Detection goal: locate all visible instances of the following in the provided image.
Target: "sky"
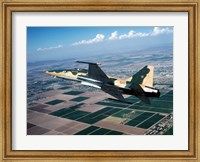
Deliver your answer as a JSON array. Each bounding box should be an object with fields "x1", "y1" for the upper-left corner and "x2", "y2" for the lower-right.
[{"x1": 27, "y1": 27, "x2": 173, "y2": 62}]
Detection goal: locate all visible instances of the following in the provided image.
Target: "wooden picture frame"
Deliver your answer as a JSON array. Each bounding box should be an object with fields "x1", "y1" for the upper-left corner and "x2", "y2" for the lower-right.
[{"x1": 0, "y1": 0, "x2": 199, "y2": 161}]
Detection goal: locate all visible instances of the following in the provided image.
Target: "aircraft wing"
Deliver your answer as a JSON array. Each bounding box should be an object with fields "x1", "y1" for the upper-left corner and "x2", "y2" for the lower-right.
[
  {"x1": 77, "y1": 61, "x2": 112, "y2": 83},
  {"x1": 101, "y1": 84, "x2": 125, "y2": 102}
]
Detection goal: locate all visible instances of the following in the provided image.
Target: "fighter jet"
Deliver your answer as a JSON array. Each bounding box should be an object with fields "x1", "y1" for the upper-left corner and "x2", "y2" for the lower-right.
[{"x1": 45, "y1": 61, "x2": 160, "y2": 104}]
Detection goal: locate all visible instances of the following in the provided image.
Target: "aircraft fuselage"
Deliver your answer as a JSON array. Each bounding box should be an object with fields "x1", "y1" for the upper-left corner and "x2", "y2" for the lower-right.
[{"x1": 46, "y1": 63, "x2": 160, "y2": 104}]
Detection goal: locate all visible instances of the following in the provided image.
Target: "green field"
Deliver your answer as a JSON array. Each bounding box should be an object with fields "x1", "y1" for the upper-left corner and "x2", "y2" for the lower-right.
[
  {"x1": 50, "y1": 108, "x2": 75, "y2": 117},
  {"x1": 128, "y1": 105, "x2": 172, "y2": 114},
  {"x1": 112, "y1": 109, "x2": 143, "y2": 119},
  {"x1": 90, "y1": 128, "x2": 111, "y2": 135},
  {"x1": 125, "y1": 96, "x2": 140, "y2": 103},
  {"x1": 45, "y1": 99, "x2": 64, "y2": 105},
  {"x1": 137, "y1": 114, "x2": 165, "y2": 129},
  {"x1": 74, "y1": 126, "x2": 124, "y2": 135},
  {"x1": 58, "y1": 86, "x2": 70, "y2": 90},
  {"x1": 77, "y1": 107, "x2": 121, "y2": 124},
  {"x1": 70, "y1": 96, "x2": 89, "y2": 102},
  {"x1": 75, "y1": 126, "x2": 100, "y2": 135},
  {"x1": 68, "y1": 103, "x2": 85, "y2": 109},
  {"x1": 63, "y1": 91, "x2": 84, "y2": 95},
  {"x1": 62, "y1": 110, "x2": 90, "y2": 120},
  {"x1": 125, "y1": 112, "x2": 154, "y2": 126},
  {"x1": 96, "y1": 101, "x2": 129, "y2": 108},
  {"x1": 106, "y1": 130, "x2": 124, "y2": 135},
  {"x1": 135, "y1": 100, "x2": 172, "y2": 108}
]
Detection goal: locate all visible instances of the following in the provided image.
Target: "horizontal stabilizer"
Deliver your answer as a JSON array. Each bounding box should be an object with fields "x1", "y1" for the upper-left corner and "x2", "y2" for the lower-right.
[
  {"x1": 101, "y1": 84, "x2": 125, "y2": 102},
  {"x1": 131, "y1": 84, "x2": 151, "y2": 104}
]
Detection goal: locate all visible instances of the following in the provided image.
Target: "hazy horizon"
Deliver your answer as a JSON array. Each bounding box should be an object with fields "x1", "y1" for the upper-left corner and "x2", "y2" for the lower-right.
[{"x1": 27, "y1": 27, "x2": 173, "y2": 62}]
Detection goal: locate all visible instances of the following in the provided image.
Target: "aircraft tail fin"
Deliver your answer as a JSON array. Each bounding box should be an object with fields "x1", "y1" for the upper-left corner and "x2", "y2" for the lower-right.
[{"x1": 129, "y1": 65, "x2": 154, "y2": 87}]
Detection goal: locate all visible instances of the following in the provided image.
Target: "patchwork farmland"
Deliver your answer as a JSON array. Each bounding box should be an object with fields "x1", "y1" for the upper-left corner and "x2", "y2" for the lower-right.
[{"x1": 27, "y1": 84, "x2": 173, "y2": 135}]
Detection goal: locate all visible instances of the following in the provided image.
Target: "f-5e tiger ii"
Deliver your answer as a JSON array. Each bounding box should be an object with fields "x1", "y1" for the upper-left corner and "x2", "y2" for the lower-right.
[{"x1": 45, "y1": 61, "x2": 160, "y2": 104}]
